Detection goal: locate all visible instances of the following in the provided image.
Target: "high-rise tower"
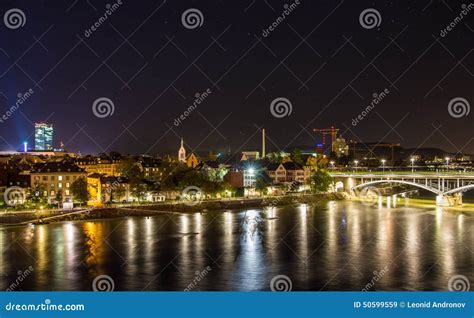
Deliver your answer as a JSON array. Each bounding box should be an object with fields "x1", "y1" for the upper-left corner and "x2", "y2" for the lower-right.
[{"x1": 35, "y1": 123, "x2": 53, "y2": 151}]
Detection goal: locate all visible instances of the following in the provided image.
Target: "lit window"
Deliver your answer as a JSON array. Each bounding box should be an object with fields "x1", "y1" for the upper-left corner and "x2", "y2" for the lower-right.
[
  {"x1": 58, "y1": 183, "x2": 62, "y2": 188},
  {"x1": 66, "y1": 183, "x2": 70, "y2": 188},
  {"x1": 58, "y1": 176, "x2": 63, "y2": 181},
  {"x1": 51, "y1": 191, "x2": 55, "y2": 196},
  {"x1": 65, "y1": 190, "x2": 70, "y2": 195}
]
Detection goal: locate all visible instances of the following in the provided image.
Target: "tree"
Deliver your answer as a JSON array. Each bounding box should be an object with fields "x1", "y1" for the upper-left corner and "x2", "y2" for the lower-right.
[
  {"x1": 291, "y1": 148, "x2": 304, "y2": 165},
  {"x1": 70, "y1": 177, "x2": 90, "y2": 204},
  {"x1": 55, "y1": 190, "x2": 63, "y2": 204},
  {"x1": 310, "y1": 169, "x2": 333, "y2": 193},
  {"x1": 255, "y1": 172, "x2": 272, "y2": 195},
  {"x1": 130, "y1": 182, "x2": 147, "y2": 202},
  {"x1": 111, "y1": 184, "x2": 126, "y2": 202},
  {"x1": 27, "y1": 183, "x2": 48, "y2": 207}
]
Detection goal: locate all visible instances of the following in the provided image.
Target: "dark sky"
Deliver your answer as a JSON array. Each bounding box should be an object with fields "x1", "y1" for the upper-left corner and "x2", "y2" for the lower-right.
[{"x1": 0, "y1": 0, "x2": 472, "y2": 156}]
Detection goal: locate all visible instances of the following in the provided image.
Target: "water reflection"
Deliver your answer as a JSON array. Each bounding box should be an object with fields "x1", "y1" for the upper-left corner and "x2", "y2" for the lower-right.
[{"x1": 0, "y1": 201, "x2": 472, "y2": 291}]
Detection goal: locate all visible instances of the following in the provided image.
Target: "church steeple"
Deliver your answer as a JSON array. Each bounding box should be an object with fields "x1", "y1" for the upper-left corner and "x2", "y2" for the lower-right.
[{"x1": 178, "y1": 138, "x2": 186, "y2": 163}]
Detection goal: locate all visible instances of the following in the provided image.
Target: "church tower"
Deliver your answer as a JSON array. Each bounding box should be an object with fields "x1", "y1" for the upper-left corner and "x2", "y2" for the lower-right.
[{"x1": 178, "y1": 138, "x2": 186, "y2": 163}]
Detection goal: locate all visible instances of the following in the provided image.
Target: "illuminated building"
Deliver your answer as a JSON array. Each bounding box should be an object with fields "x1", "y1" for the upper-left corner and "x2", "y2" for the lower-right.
[{"x1": 34, "y1": 123, "x2": 53, "y2": 151}]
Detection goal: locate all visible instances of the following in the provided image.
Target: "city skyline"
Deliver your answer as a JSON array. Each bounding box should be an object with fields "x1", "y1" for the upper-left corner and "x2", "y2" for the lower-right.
[{"x1": 0, "y1": 0, "x2": 472, "y2": 156}]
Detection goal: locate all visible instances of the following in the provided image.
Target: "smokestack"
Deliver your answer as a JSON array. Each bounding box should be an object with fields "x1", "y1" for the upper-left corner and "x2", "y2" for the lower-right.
[{"x1": 262, "y1": 128, "x2": 266, "y2": 158}]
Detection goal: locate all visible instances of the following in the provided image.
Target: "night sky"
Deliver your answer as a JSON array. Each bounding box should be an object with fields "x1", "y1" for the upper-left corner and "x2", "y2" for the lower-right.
[{"x1": 0, "y1": 0, "x2": 472, "y2": 155}]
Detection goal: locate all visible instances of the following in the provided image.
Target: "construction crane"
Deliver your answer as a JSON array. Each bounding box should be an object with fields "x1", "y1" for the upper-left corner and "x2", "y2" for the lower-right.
[
  {"x1": 313, "y1": 127, "x2": 339, "y2": 153},
  {"x1": 369, "y1": 143, "x2": 400, "y2": 166}
]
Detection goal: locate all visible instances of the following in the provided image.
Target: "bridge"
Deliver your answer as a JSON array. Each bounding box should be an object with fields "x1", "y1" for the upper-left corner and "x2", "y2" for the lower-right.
[{"x1": 330, "y1": 172, "x2": 474, "y2": 206}]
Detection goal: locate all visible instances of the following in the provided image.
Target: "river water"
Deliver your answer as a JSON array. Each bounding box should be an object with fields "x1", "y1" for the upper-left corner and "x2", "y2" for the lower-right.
[{"x1": 0, "y1": 201, "x2": 472, "y2": 291}]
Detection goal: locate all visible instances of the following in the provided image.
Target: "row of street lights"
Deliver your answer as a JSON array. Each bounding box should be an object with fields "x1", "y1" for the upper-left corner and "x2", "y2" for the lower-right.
[{"x1": 342, "y1": 156, "x2": 452, "y2": 173}]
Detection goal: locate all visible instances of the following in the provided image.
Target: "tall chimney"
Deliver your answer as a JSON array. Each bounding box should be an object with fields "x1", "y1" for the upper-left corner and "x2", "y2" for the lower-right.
[{"x1": 262, "y1": 128, "x2": 266, "y2": 158}]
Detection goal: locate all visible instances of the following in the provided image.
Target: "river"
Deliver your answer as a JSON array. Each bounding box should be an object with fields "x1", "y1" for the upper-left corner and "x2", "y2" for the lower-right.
[{"x1": 0, "y1": 200, "x2": 472, "y2": 291}]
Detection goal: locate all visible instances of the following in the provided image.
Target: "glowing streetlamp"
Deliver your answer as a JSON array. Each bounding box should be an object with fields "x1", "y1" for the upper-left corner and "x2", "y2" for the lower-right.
[
  {"x1": 354, "y1": 160, "x2": 359, "y2": 172},
  {"x1": 381, "y1": 159, "x2": 386, "y2": 173},
  {"x1": 330, "y1": 161, "x2": 335, "y2": 172},
  {"x1": 410, "y1": 157, "x2": 415, "y2": 173},
  {"x1": 445, "y1": 157, "x2": 450, "y2": 171}
]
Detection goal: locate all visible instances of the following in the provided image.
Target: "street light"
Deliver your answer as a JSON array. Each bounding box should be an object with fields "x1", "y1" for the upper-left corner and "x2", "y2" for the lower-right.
[
  {"x1": 381, "y1": 159, "x2": 386, "y2": 173},
  {"x1": 445, "y1": 157, "x2": 450, "y2": 171},
  {"x1": 410, "y1": 157, "x2": 415, "y2": 173},
  {"x1": 354, "y1": 160, "x2": 359, "y2": 172},
  {"x1": 330, "y1": 161, "x2": 335, "y2": 172}
]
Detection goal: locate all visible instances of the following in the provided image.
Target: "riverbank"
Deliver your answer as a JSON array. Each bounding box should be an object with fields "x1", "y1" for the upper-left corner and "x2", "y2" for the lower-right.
[{"x1": 0, "y1": 193, "x2": 344, "y2": 225}]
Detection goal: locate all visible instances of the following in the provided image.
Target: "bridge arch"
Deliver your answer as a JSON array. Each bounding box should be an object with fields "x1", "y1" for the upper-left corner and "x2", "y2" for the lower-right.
[
  {"x1": 352, "y1": 180, "x2": 443, "y2": 195},
  {"x1": 444, "y1": 184, "x2": 474, "y2": 195}
]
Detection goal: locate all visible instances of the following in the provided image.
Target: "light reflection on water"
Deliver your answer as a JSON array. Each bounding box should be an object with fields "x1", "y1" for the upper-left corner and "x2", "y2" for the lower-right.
[{"x1": 0, "y1": 201, "x2": 472, "y2": 291}]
